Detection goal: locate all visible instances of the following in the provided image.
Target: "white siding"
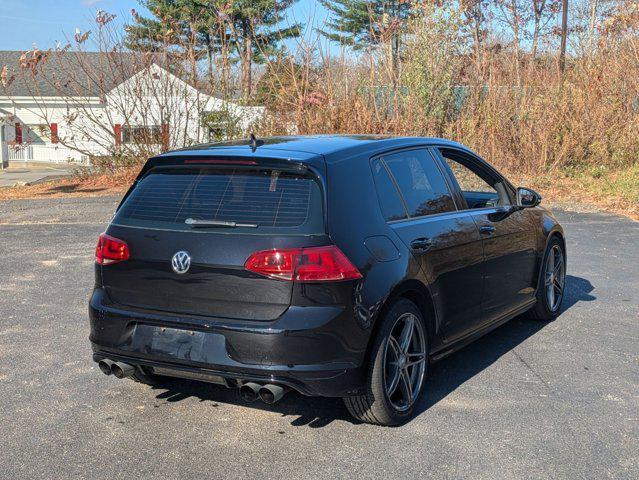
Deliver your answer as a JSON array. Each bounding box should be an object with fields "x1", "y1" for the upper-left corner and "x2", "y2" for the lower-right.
[{"x1": 0, "y1": 64, "x2": 265, "y2": 164}]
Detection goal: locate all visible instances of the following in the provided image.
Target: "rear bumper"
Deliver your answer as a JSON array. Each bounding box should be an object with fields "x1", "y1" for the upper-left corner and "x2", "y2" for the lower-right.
[{"x1": 88, "y1": 288, "x2": 367, "y2": 397}]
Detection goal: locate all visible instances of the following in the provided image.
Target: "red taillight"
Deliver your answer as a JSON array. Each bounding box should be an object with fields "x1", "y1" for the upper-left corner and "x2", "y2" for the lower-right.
[
  {"x1": 95, "y1": 233, "x2": 130, "y2": 265},
  {"x1": 244, "y1": 246, "x2": 362, "y2": 282}
]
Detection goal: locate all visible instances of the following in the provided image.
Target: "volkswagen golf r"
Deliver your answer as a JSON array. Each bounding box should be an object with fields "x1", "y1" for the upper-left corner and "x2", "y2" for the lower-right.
[{"x1": 89, "y1": 135, "x2": 566, "y2": 426}]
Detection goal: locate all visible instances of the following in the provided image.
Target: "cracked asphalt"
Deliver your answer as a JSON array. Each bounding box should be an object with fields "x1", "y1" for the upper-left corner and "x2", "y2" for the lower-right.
[{"x1": 0, "y1": 196, "x2": 637, "y2": 479}]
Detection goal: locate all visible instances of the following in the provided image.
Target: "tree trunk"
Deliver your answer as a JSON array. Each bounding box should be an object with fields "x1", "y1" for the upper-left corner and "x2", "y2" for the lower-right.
[
  {"x1": 242, "y1": 21, "x2": 253, "y2": 101},
  {"x1": 189, "y1": 47, "x2": 197, "y2": 86},
  {"x1": 221, "y1": 30, "x2": 230, "y2": 98},
  {"x1": 205, "y1": 32, "x2": 214, "y2": 89},
  {"x1": 473, "y1": 18, "x2": 482, "y2": 73},
  {"x1": 188, "y1": 21, "x2": 198, "y2": 86},
  {"x1": 511, "y1": 0, "x2": 521, "y2": 85},
  {"x1": 531, "y1": 0, "x2": 545, "y2": 59},
  {"x1": 391, "y1": 0, "x2": 401, "y2": 82},
  {"x1": 531, "y1": 15, "x2": 540, "y2": 58},
  {"x1": 213, "y1": 24, "x2": 231, "y2": 99},
  {"x1": 559, "y1": 0, "x2": 569, "y2": 74},
  {"x1": 392, "y1": 32, "x2": 400, "y2": 80},
  {"x1": 588, "y1": 0, "x2": 599, "y2": 57}
]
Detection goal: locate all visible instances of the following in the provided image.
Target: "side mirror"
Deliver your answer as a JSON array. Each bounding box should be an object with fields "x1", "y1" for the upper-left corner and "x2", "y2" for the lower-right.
[{"x1": 516, "y1": 187, "x2": 541, "y2": 208}]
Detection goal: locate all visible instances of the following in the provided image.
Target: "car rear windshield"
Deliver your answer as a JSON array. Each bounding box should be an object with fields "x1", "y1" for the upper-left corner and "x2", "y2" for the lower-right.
[{"x1": 112, "y1": 166, "x2": 324, "y2": 234}]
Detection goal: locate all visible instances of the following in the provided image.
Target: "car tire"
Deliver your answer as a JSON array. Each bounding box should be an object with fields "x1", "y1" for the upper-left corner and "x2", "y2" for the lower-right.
[
  {"x1": 343, "y1": 298, "x2": 429, "y2": 426},
  {"x1": 529, "y1": 237, "x2": 566, "y2": 321}
]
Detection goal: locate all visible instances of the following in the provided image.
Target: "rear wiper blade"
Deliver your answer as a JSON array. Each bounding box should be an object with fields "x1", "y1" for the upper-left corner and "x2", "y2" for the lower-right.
[{"x1": 185, "y1": 218, "x2": 257, "y2": 228}]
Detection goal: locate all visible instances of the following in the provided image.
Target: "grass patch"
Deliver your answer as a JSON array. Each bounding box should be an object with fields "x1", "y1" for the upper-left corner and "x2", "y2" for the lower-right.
[{"x1": 522, "y1": 165, "x2": 639, "y2": 220}]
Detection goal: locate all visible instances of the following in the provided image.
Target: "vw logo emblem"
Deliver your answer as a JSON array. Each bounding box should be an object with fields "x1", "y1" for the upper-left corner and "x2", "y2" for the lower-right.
[{"x1": 171, "y1": 250, "x2": 191, "y2": 274}]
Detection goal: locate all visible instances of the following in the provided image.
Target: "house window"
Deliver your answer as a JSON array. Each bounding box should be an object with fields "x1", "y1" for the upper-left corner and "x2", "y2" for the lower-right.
[{"x1": 122, "y1": 125, "x2": 162, "y2": 145}]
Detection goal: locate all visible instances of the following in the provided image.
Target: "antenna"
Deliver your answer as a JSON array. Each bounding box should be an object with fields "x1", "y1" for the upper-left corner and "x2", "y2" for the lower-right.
[{"x1": 250, "y1": 133, "x2": 258, "y2": 152}]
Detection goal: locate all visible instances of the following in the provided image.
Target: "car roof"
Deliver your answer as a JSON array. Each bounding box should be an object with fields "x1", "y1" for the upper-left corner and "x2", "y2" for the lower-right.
[{"x1": 161, "y1": 135, "x2": 473, "y2": 162}]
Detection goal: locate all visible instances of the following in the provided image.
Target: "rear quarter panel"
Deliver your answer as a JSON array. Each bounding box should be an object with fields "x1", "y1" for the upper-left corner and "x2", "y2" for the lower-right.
[{"x1": 324, "y1": 151, "x2": 424, "y2": 335}]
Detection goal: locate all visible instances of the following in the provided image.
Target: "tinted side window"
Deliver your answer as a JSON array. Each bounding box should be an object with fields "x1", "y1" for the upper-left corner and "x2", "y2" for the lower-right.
[
  {"x1": 438, "y1": 148, "x2": 511, "y2": 209},
  {"x1": 444, "y1": 157, "x2": 496, "y2": 193},
  {"x1": 371, "y1": 159, "x2": 407, "y2": 221},
  {"x1": 383, "y1": 149, "x2": 456, "y2": 217}
]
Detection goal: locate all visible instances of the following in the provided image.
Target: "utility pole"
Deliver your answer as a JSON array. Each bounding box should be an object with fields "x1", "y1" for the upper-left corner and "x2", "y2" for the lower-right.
[{"x1": 559, "y1": 0, "x2": 569, "y2": 74}]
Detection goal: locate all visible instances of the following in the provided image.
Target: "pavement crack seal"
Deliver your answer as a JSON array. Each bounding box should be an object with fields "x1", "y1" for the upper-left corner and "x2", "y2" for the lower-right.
[
  {"x1": 511, "y1": 348, "x2": 551, "y2": 389},
  {"x1": 509, "y1": 347, "x2": 608, "y2": 476}
]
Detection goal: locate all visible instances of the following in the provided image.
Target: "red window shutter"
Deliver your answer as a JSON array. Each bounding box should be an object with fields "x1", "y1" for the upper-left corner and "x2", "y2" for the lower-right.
[
  {"x1": 114, "y1": 124, "x2": 122, "y2": 146},
  {"x1": 50, "y1": 123, "x2": 59, "y2": 143},
  {"x1": 15, "y1": 123, "x2": 22, "y2": 144}
]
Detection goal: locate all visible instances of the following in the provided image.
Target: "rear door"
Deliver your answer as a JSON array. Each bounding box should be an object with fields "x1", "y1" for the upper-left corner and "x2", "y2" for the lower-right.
[
  {"x1": 101, "y1": 160, "x2": 328, "y2": 321},
  {"x1": 434, "y1": 147, "x2": 539, "y2": 323},
  {"x1": 371, "y1": 148, "x2": 485, "y2": 341}
]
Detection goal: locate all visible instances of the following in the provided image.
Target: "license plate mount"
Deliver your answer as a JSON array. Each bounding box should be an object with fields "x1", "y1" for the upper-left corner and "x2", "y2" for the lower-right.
[{"x1": 125, "y1": 324, "x2": 228, "y2": 365}]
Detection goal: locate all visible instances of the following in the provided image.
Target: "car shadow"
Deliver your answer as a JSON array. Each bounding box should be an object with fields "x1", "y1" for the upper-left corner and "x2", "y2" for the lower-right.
[
  {"x1": 149, "y1": 378, "x2": 352, "y2": 428},
  {"x1": 561, "y1": 274, "x2": 596, "y2": 311},
  {"x1": 415, "y1": 275, "x2": 595, "y2": 414},
  {"x1": 148, "y1": 275, "x2": 595, "y2": 428}
]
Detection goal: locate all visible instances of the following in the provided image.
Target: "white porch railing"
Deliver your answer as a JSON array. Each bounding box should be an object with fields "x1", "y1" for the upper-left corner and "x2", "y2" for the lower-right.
[{"x1": 7, "y1": 144, "x2": 90, "y2": 165}]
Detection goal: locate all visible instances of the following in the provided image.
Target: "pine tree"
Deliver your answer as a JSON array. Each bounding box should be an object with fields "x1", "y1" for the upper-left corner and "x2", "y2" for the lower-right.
[
  {"x1": 126, "y1": 0, "x2": 301, "y2": 99},
  {"x1": 318, "y1": 0, "x2": 413, "y2": 68},
  {"x1": 221, "y1": 0, "x2": 302, "y2": 100}
]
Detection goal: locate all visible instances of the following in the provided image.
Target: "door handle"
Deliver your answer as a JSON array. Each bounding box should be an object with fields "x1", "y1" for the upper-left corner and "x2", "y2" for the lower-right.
[
  {"x1": 410, "y1": 237, "x2": 433, "y2": 252},
  {"x1": 479, "y1": 225, "x2": 496, "y2": 235}
]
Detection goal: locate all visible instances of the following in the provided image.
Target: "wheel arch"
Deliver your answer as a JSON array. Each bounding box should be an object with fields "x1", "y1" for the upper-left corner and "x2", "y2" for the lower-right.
[
  {"x1": 535, "y1": 228, "x2": 566, "y2": 293},
  {"x1": 551, "y1": 230, "x2": 566, "y2": 259},
  {"x1": 364, "y1": 279, "x2": 439, "y2": 364}
]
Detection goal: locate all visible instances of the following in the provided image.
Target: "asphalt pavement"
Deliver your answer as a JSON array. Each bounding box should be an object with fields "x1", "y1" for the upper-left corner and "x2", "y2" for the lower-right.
[
  {"x1": 0, "y1": 164, "x2": 72, "y2": 188},
  {"x1": 0, "y1": 196, "x2": 637, "y2": 479}
]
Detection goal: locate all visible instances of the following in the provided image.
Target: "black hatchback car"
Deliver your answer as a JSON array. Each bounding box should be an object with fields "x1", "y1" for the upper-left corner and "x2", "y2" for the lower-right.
[{"x1": 90, "y1": 135, "x2": 566, "y2": 426}]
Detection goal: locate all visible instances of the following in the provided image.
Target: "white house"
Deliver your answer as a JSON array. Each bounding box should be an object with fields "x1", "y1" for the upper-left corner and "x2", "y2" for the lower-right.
[{"x1": 0, "y1": 50, "x2": 265, "y2": 168}]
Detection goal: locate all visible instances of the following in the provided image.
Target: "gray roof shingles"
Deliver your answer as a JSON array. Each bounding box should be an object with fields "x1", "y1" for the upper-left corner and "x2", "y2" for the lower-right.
[{"x1": 0, "y1": 50, "x2": 145, "y2": 97}]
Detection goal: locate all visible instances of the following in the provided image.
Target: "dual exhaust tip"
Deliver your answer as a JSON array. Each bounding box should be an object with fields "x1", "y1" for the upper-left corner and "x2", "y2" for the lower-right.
[
  {"x1": 240, "y1": 382, "x2": 288, "y2": 405},
  {"x1": 98, "y1": 359, "x2": 135, "y2": 379},
  {"x1": 98, "y1": 359, "x2": 288, "y2": 405}
]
